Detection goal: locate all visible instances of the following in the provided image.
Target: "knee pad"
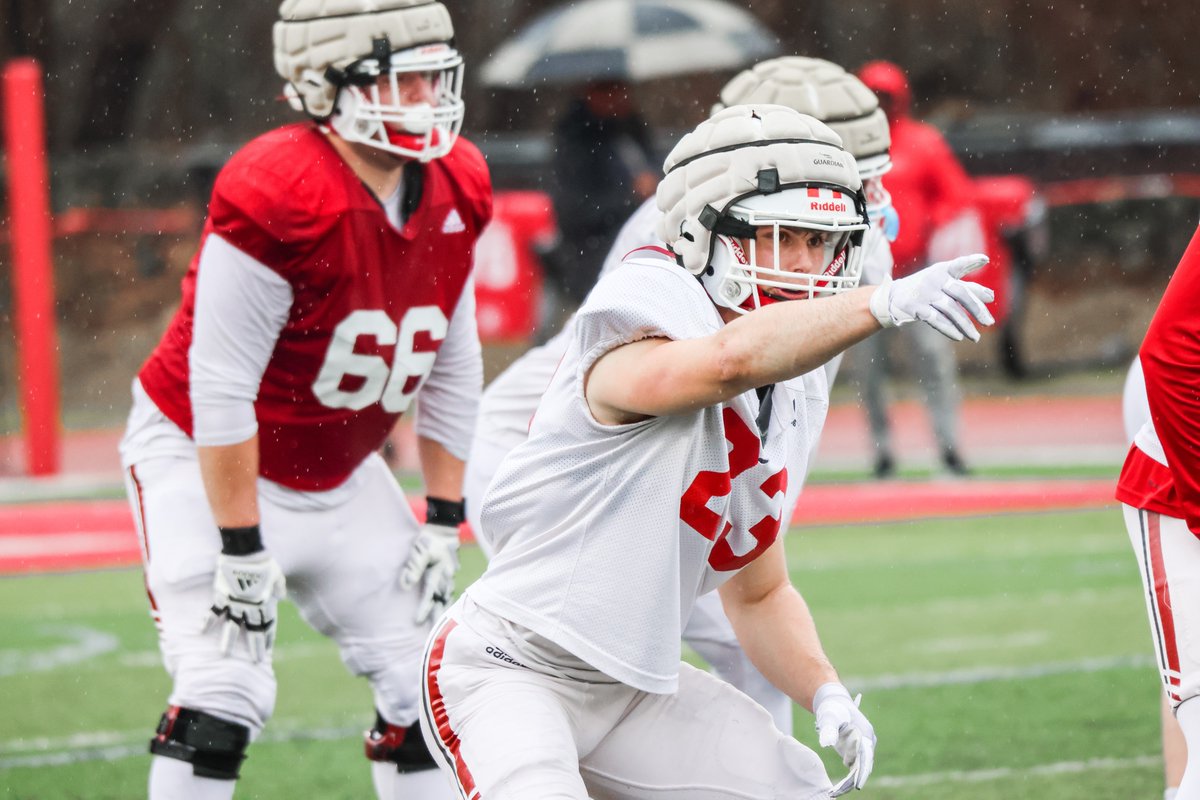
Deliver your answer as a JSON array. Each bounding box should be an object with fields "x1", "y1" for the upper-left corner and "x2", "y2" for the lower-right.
[
  {"x1": 150, "y1": 706, "x2": 251, "y2": 780},
  {"x1": 364, "y1": 711, "x2": 437, "y2": 773}
]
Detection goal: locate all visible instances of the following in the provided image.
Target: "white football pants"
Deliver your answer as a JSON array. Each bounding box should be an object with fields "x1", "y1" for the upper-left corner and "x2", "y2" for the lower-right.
[
  {"x1": 420, "y1": 597, "x2": 831, "y2": 800},
  {"x1": 125, "y1": 451, "x2": 432, "y2": 735},
  {"x1": 1124, "y1": 505, "x2": 1200, "y2": 710}
]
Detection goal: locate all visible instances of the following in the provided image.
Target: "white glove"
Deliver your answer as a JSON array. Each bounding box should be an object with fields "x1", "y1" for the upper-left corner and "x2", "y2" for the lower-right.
[
  {"x1": 399, "y1": 522, "x2": 460, "y2": 624},
  {"x1": 868, "y1": 253, "x2": 995, "y2": 342},
  {"x1": 203, "y1": 551, "x2": 286, "y2": 662},
  {"x1": 814, "y1": 682, "x2": 876, "y2": 796}
]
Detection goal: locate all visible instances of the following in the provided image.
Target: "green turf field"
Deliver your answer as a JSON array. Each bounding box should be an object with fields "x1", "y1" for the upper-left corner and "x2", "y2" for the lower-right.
[{"x1": 0, "y1": 507, "x2": 1165, "y2": 799}]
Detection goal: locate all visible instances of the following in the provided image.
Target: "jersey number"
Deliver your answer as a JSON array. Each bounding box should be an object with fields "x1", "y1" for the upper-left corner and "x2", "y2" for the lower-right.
[
  {"x1": 312, "y1": 306, "x2": 449, "y2": 413},
  {"x1": 679, "y1": 408, "x2": 788, "y2": 572}
]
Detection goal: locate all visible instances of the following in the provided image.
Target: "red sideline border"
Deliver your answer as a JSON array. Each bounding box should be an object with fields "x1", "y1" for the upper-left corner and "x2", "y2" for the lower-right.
[{"x1": 0, "y1": 479, "x2": 1116, "y2": 575}]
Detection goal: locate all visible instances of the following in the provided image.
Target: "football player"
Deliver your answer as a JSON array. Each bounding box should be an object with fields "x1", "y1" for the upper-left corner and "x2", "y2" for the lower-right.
[
  {"x1": 1117, "y1": 225, "x2": 1200, "y2": 800},
  {"x1": 462, "y1": 57, "x2": 899, "y2": 736},
  {"x1": 422, "y1": 105, "x2": 993, "y2": 798},
  {"x1": 118, "y1": 1, "x2": 490, "y2": 798}
]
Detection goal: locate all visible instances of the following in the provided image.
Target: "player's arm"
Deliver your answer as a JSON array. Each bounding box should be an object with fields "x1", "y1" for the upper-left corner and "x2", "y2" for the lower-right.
[
  {"x1": 401, "y1": 278, "x2": 481, "y2": 623},
  {"x1": 190, "y1": 233, "x2": 291, "y2": 661},
  {"x1": 587, "y1": 287, "x2": 879, "y2": 425},
  {"x1": 587, "y1": 255, "x2": 993, "y2": 426},
  {"x1": 720, "y1": 541, "x2": 876, "y2": 792},
  {"x1": 719, "y1": 540, "x2": 837, "y2": 709},
  {"x1": 417, "y1": 436, "x2": 465, "y2": 502},
  {"x1": 197, "y1": 438, "x2": 260, "y2": 527}
]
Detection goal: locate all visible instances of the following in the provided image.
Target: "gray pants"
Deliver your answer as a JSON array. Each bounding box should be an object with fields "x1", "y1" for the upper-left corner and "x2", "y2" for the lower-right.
[{"x1": 857, "y1": 322, "x2": 961, "y2": 458}]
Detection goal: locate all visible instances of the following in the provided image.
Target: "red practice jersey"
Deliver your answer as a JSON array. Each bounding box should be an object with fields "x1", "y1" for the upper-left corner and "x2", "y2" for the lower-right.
[
  {"x1": 1117, "y1": 224, "x2": 1200, "y2": 536},
  {"x1": 139, "y1": 123, "x2": 493, "y2": 490}
]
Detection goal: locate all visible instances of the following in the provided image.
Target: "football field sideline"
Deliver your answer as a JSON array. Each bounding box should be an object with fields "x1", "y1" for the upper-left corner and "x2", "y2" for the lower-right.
[
  {"x1": 0, "y1": 510, "x2": 1158, "y2": 798},
  {"x1": 0, "y1": 477, "x2": 1116, "y2": 574}
]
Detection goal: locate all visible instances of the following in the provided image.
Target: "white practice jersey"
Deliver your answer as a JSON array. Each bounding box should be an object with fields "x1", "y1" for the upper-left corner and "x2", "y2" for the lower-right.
[
  {"x1": 473, "y1": 198, "x2": 664, "y2": 451},
  {"x1": 467, "y1": 249, "x2": 830, "y2": 694}
]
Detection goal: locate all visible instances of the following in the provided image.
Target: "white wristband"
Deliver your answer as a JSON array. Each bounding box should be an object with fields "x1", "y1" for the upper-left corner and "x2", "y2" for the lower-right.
[
  {"x1": 813, "y1": 681, "x2": 853, "y2": 708},
  {"x1": 868, "y1": 277, "x2": 896, "y2": 328}
]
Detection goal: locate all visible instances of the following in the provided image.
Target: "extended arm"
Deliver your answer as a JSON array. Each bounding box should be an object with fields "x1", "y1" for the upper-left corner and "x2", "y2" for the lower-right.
[
  {"x1": 587, "y1": 286, "x2": 879, "y2": 425},
  {"x1": 587, "y1": 255, "x2": 993, "y2": 425}
]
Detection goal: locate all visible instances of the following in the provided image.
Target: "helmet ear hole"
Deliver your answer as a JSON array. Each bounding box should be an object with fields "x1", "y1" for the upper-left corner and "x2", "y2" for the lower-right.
[
  {"x1": 283, "y1": 83, "x2": 306, "y2": 113},
  {"x1": 330, "y1": 86, "x2": 369, "y2": 140}
]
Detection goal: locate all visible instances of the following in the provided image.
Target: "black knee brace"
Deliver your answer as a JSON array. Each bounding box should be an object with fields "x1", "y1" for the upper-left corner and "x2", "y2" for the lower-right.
[
  {"x1": 149, "y1": 706, "x2": 251, "y2": 780},
  {"x1": 364, "y1": 711, "x2": 437, "y2": 773}
]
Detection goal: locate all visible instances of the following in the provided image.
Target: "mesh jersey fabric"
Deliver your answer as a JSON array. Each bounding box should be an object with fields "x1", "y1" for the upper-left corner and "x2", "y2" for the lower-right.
[{"x1": 468, "y1": 253, "x2": 829, "y2": 693}]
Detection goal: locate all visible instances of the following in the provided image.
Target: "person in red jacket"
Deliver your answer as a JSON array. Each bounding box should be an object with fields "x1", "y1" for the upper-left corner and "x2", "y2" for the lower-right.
[
  {"x1": 855, "y1": 60, "x2": 985, "y2": 477},
  {"x1": 1118, "y1": 224, "x2": 1200, "y2": 800}
]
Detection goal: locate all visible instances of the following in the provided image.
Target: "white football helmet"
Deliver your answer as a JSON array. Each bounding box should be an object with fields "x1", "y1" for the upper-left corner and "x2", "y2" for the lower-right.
[
  {"x1": 716, "y1": 57, "x2": 894, "y2": 225},
  {"x1": 273, "y1": 0, "x2": 464, "y2": 161},
  {"x1": 656, "y1": 104, "x2": 870, "y2": 313}
]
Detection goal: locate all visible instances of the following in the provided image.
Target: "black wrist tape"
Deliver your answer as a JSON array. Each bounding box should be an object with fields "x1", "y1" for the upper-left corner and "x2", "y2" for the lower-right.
[
  {"x1": 218, "y1": 524, "x2": 265, "y2": 556},
  {"x1": 425, "y1": 497, "x2": 465, "y2": 527}
]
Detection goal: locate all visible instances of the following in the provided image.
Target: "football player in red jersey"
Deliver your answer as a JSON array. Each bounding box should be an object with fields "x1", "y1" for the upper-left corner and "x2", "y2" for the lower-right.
[
  {"x1": 118, "y1": 1, "x2": 491, "y2": 797},
  {"x1": 1118, "y1": 224, "x2": 1200, "y2": 799}
]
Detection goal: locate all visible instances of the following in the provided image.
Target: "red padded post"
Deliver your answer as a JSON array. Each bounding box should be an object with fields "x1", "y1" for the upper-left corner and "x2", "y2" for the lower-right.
[{"x1": 3, "y1": 58, "x2": 60, "y2": 476}]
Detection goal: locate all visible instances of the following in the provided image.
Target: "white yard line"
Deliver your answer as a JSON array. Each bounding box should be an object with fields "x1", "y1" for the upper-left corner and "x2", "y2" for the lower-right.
[
  {"x1": 843, "y1": 653, "x2": 1154, "y2": 692},
  {"x1": 1, "y1": 729, "x2": 1161, "y2": 786},
  {"x1": 871, "y1": 754, "x2": 1162, "y2": 788},
  {"x1": 0, "y1": 723, "x2": 363, "y2": 769},
  {"x1": 0, "y1": 626, "x2": 118, "y2": 677},
  {"x1": 1, "y1": 653, "x2": 1158, "y2": 773}
]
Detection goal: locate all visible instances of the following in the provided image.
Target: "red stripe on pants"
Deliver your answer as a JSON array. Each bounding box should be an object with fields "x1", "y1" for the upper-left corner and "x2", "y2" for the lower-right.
[
  {"x1": 426, "y1": 618, "x2": 481, "y2": 799},
  {"x1": 126, "y1": 465, "x2": 160, "y2": 615},
  {"x1": 1148, "y1": 512, "x2": 1182, "y2": 699}
]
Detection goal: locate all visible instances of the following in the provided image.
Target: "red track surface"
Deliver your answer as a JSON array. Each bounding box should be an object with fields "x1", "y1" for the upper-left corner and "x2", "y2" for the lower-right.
[
  {"x1": 0, "y1": 392, "x2": 1125, "y2": 575},
  {"x1": 0, "y1": 479, "x2": 1117, "y2": 575}
]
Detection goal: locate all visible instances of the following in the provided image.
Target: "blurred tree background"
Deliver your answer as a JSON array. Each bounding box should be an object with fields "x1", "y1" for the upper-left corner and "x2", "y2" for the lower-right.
[
  {"x1": 4, "y1": 0, "x2": 1197, "y2": 152},
  {"x1": 1, "y1": 0, "x2": 1198, "y2": 428}
]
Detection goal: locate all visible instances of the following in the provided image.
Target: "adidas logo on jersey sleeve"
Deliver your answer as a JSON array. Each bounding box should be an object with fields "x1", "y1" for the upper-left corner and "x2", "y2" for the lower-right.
[{"x1": 441, "y1": 208, "x2": 466, "y2": 234}]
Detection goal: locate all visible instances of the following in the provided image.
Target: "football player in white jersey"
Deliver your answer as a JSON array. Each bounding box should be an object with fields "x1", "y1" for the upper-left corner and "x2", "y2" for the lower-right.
[
  {"x1": 422, "y1": 105, "x2": 993, "y2": 799},
  {"x1": 462, "y1": 57, "x2": 899, "y2": 736}
]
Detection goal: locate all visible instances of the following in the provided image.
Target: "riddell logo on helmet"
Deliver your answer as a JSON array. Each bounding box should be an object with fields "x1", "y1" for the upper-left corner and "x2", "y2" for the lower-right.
[{"x1": 810, "y1": 201, "x2": 849, "y2": 212}]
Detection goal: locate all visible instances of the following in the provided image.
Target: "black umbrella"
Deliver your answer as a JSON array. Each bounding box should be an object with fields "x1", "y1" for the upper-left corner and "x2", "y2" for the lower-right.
[{"x1": 481, "y1": 0, "x2": 780, "y2": 88}]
